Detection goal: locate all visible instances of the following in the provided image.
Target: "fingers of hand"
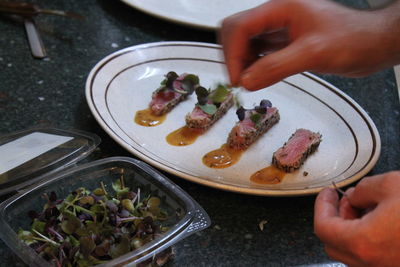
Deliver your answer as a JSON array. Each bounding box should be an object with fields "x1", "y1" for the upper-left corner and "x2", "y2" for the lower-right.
[
  {"x1": 239, "y1": 40, "x2": 310, "y2": 90},
  {"x1": 219, "y1": 0, "x2": 291, "y2": 87},
  {"x1": 314, "y1": 188, "x2": 355, "y2": 247},
  {"x1": 347, "y1": 171, "x2": 400, "y2": 209},
  {"x1": 339, "y1": 188, "x2": 361, "y2": 219}
]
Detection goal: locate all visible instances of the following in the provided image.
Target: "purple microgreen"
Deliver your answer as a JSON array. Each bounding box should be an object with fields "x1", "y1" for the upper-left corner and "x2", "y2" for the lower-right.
[
  {"x1": 106, "y1": 200, "x2": 118, "y2": 213},
  {"x1": 236, "y1": 106, "x2": 246, "y2": 121},
  {"x1": 165, "y1": 71, "x2": 178, "y2": 87},
  {"x1": 47, "y1": 227, "x2": 64, "y2": 242},
  {"x1": 18, "y1": 177, "x2": 169, "y2": 266},
  {"x1": 125, "y1": 191, "x2": 137, "y2": 200},
  {"x1": 254, "y1": 105, "x2": 267, "y2": 114},
  {"x1": 174, "y1": 74, "x2": 199, "y2": 95},
  {"x1": 195, "y1": 86, "x2": 209, "y2": 105},
  {"x1": 119, "y1": 209, "x2": 130, "y2": 218},
  {"x1": 260, "y1": 99, "x2": 272, "y2": 108}
]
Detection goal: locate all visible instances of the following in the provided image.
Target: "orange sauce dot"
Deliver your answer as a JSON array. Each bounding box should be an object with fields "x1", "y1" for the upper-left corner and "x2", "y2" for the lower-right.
[
  {"x1": 166, "y1": 126, "x2": 203, "y2": 146},
  {"x1": 250, "y1": 165, "x2": 286, "y2": 184},
  {"x1": 203, "y1": 143, "x2": 244, "y2": 169},
  {"x1": 134, "y1": 108, "x2": 166, "y2": 127}
]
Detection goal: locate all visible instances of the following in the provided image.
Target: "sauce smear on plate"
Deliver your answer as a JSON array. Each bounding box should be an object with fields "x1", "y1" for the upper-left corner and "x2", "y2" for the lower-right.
[
  {"x1": 250, "y1": 165, "x2": 286, "y2": 184},
  {"x1": 166, "y1": 126, "x2": 203, "y2": 146},
  {"x1": 203, "y1": 144, "x2": 244, "y2": 168},
  {"x1": 135, "y1": 108, "x2": 166, "y2": 127}
]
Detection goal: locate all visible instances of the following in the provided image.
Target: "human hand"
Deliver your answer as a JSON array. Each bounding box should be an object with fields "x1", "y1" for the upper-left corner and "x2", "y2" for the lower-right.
[
  {"x1": 314, "y1": 171, "x2": 400, "y2": 267},
  {"x1": 220, "y1": 0, "x2": 400, "y2": 90}
]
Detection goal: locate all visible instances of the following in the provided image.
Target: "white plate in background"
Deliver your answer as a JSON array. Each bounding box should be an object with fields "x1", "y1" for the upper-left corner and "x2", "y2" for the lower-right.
[
  {"x1": 86, "y1": 41, "x2": 380, "y2": 196},
  {"x1": 120, "y1": 0, "x2": 265, "y2": 30}
]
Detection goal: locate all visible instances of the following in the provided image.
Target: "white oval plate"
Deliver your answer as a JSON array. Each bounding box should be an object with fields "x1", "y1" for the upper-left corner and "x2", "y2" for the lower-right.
[
  {"x1": 86, "y1": 41, "x2": 381, "y2": 196},
  {"x1": 120, "y1": 0, "x2": 265, "y2": 30}
]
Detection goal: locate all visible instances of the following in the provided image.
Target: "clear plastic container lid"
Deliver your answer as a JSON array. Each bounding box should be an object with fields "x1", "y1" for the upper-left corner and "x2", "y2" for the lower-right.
[{"x1": 0, "y1": 128, "x2": 101, "y2": 196}]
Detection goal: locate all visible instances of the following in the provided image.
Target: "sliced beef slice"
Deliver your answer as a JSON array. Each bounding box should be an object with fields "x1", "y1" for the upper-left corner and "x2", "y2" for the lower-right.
[{"x1": 272, "y1": 128, "x2": 322, "y2": 172}]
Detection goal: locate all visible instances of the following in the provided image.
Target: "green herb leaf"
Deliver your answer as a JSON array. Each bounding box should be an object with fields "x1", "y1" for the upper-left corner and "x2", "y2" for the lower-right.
[
  {"x1": 32, "y1": 219, "x2": 46, "y2": 234},
  {"x1": 199, "y1": 103, "x2": 217, "y2": 115},
  {"x1": 67, "y1": 235, "x2": 80, "y2": 247},
  {"x1": 61, "y1": 212, "x2": 82, "y2": 235},
  {"x1": 180, "y1": 74, "x2": 199, "y2": 95},
  {"x1": 80, "y1": 235, "x2": 96, "y2": 258},
  {"x1": 90, "y1": 204, "x2": 104, "y2": 214},
  {"x1": 94, "y1": 239, "x2": 111, "y2": 257},
  {"x1": 109, "y1": 236, "x2": 130, "y2": 259},
  {"x1": 112, "y1": 180, "x2": 130, "y2": 194},
  {"x1": 210, "y1": 84, "x2": 230, "y2": 103},
  {"x1": 182, "y1": 74, "x2": 199, "y2": 86},
  {"x1": 250, "y1": 113, "x2": 262, "y2": 124}
]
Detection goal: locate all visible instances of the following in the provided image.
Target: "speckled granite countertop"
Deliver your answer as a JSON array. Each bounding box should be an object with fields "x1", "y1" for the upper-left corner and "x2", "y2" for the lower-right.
[{"x1": 0, "y1": 0, "x2": 399, "y2": 266}]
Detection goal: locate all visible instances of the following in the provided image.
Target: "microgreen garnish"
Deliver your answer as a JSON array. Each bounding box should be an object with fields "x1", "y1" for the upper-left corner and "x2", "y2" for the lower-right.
[
  {"x1": 209, "y1": 84, "x2": 230, "y2": 104},
  {"x1": 196, "y1": 84, "x2": 231, "y2": 115},
  {"x1": 199, "y1": 104, "x2": 218, "y2": 115},
  {"x1": 236, "y1": 99, "x2": 272, "y2": 122},
  {"x1": 173, "y1": 73, "x2": 200, "y2": 95},
  {"x1": 236, "y1": 106, "x2": 245, "y2": 121},
  {"x1": 18, "y1": 177, "x2": 170, "y2": 266},
  {"x1": 195, "y1": 86, "x2": 209, "y2": 105},
  {"x1": 250, "y1": 113, "x2": 262, "y2": 124}
]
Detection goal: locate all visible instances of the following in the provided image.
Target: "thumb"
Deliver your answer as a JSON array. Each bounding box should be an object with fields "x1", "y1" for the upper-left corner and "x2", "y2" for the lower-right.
[
  {"x1": 239, "y1": 39, "x2": 312, "y2": 90},
  {"x1": 346, "y1": 173, "x2": 400, "y2": 210}
]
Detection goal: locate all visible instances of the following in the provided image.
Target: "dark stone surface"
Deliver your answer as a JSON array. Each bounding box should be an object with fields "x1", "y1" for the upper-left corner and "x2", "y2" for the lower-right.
[{"x1": 0, "y1": 0, "x2": 399, "y2": 266}]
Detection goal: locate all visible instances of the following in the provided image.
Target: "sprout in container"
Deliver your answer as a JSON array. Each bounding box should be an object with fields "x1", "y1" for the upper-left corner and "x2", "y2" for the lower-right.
[{"x1": 17, "y1": 176, "x2": 173, "y2": 267}]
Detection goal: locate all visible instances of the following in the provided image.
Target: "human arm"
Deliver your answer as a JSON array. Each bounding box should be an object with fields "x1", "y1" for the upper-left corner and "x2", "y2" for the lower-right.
[
  {"x1": 314, "y1": 171, "x2": 400, "y2": 267},
  {"x1": 220, "y1": 0, "x2": 400, "y2": 90}
]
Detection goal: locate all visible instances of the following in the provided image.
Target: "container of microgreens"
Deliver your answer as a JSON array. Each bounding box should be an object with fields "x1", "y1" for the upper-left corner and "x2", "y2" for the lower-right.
[{"x1": 0, "y1": 128, "x2": 211, "y2": 266}]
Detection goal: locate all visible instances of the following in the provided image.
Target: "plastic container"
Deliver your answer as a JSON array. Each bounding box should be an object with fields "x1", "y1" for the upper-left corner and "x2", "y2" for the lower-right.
[{"x1": 0, "y1": 128, "x2": 211, "y2": 266}]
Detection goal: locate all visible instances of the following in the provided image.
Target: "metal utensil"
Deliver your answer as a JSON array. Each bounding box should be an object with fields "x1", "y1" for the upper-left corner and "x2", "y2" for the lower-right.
[
  {"x1": 0, "y1": 1, "x2": 83, "y2": 19},
  {"x1": 23, "y1": 17, "x2": 46, "y2": 59}
]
